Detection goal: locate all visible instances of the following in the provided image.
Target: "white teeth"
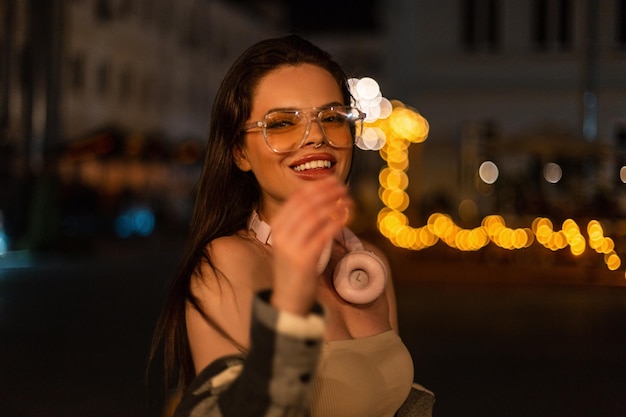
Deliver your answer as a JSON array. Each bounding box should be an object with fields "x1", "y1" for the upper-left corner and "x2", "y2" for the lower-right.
[{"x1": 293, "y1": 160, "x2": 332, "y2": 172}]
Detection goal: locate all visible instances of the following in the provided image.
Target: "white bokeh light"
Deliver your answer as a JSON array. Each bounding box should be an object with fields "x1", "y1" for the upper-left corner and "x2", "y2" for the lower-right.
[
  {"x1": 348, "y1": 77, "x2": 393, "y2": 151},
  {"x1": 348, "y1": 78, "x2": 359, "y2": 95},
  {"x1": 357, "y1": 127, "x2": 386, "y2": 150},
  {"x1": 478, "y1": 161, "x2": 499, "y2": 184},
  {"x1": 362, "y1": 102, "x2": 381, "y2": 122},
  {"x1": 544, "y1": 162, "x2": 562, "y2": 184},
  {"x1": 378, "y1": 98, "x2": 393, "y2": 119},
  {"x1": 355, "y1": 77, "x2": 380, "y2": 100}
]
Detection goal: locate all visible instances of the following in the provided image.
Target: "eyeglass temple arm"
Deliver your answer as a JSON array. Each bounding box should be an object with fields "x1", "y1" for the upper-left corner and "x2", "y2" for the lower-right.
[{"x1": 243, "y1": 121, "x2": 264, "y2": 131}]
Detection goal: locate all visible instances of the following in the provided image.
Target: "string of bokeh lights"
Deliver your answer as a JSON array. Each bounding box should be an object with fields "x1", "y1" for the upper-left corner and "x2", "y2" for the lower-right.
[{"x1": 349, "y1": 77, "x2": 625, "y2": 278}]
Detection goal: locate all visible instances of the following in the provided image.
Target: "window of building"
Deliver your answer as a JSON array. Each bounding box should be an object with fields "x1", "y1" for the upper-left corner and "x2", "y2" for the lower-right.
[
  {"x1": 160, "y1": 79, "x2": 172, "y2": 111},
  {"x1": 70, "y1": 54, "x2": 85, "y2": 93},
  {"x1": 181, "y1": 9, "x2": 204, "y2": 50},
  {"x1": 157, "y1": 1, "x2": 174, "y2": 34},
  {"x1": 616, "y1": 0, "x2": 626, "y2": 49},
  {"x1": 614, "y1": 123, "x2": 626, "y2": 185},
  {"x1": 118, "y1": 0, "x2": 134, "y2": 18},
  {"x1": 140, "y1": 74, "x2": 153, "y2": 106},
  {"x1": 532, "y1": 0, "x2": 573, "y2": 51},
  {"x1": 461, "y1": 0, "x2": 501, "y2": 52},
  {"x1": 96, "y1": 61, "x2": 111, "y2": 97},
  {"x1": 140, "y1": 0, "x2": 153, "y2": 26},
  {"x1": 119, "y1": 66, "x2": 133, "y2": 102},
  {"x1": 95, "y1": 0, "x2": 113, "y2": 22}
]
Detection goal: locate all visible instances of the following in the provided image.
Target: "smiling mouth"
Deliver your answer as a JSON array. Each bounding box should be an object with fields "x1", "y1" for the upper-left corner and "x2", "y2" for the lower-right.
[{"x1": 292, "y1": 159, "x2": 333, "y2": 172}]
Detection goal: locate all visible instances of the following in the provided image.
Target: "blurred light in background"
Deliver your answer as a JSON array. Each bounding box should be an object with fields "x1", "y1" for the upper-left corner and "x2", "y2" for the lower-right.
[
  {"x1": 620, "y1": 166, "x2": 626, "y2": 183},
  {"x1": 351, "y1": 76, "x2": 626, "y2": 279},
  {"x1": 0, "y1": 211, "x2": 8, "y2": 256},
  {"x1": 115, "y1": 207, "x2": 155, "y2": 239},
  {"x1": 478, "y1": 160, "x2": 499, "y2": 184},
  {"x1": 349, "y1": 77, "x2": 393, "y2": 151},
  {"x1": 543, "y1": 162, "x2": 563, "y2": 183},
  {"x1": 458, "y1": 199, "x2": 479, "y2": 222}
]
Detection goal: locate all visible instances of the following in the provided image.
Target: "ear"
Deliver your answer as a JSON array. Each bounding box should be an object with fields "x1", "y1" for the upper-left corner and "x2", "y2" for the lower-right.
[{"x1": 233, "y1": 144, "x2": 252, "y2": 172}]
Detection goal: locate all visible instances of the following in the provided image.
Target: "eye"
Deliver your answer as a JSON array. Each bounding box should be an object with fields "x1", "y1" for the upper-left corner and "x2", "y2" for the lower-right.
[
  {"x1": 320, "y1": 110, "x2": 348, "y2": 125},
  {"x1": 265, "y1": 112, "x2": 301, "y2": 131}
]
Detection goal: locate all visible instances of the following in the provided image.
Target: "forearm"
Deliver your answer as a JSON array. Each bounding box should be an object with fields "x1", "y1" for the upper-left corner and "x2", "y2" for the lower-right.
[{"x1": 174, "y1": 290, "x2": 325, "y2": 417}]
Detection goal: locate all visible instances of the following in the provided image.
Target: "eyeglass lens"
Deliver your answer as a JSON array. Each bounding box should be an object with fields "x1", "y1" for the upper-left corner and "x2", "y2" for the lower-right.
[{"x1": 264, "y1": 108, "x2": 362, "y2": 152}]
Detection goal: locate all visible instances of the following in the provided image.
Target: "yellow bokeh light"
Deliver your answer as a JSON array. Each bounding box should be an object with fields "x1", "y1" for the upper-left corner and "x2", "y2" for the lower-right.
[
  {"x1": 524, "y1": 228, "x2": 535, "y2": 247},
  {"x1": 599, "y1": 237, "x2": 615, "y2": 254},
  {"x1": 387, "y1": 170, "x2": 409, "y2": 190},
  {"x1": 605, "y1": 252, "x2": 621, "y2": 271},
  {"x1": 386, "y1": 149, "x2": 407, "y2": 165},
  {"x1": 389, "y1": 108, "x2": 429, "y2": 142},
  {"x1": 419, "y1": 226, "x2": 438, "y2": 247},
  {"x1": 385, "y1": 136, "x2": 409, "y2": 151},
  {"x1": 570, "y1": 238, "x2": 586, "y2": 256},
  {"x1": 387, "y1": 158, "x2": 409, "y2": 172},
  {"x1": 512, "y1": 228, "x2": 529, "y2": 249},
  {"x1": 386, "y1": 189, "x2": 410, "y2": 211},
  {"x1": 532, "y1": 217, "x2": 553, "y2": 233},
  {"x1": 372, "y1": 97, "x2": 623, "y2": 277},
  {"x1": 378, "y1": 168, "x2": 391, "y2": 188},
  {"x1": 535, "y1": 224, "x2": 553, "y2": 245}
]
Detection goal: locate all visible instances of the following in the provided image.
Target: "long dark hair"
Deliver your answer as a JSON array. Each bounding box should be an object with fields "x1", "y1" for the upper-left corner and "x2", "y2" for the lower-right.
[{"x1": 148, "y1": 34, "x2": 352, "y2": 398}]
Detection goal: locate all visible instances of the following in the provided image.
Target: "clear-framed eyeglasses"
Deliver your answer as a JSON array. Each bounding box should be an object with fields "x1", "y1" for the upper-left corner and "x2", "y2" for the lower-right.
[{"x1": 243, "y1": 105, "x2": 366, "y2": 154}]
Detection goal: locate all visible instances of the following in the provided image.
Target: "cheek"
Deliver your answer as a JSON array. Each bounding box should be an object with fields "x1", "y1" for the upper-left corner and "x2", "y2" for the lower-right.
[
  {"x1": 242, "y1": 138, "x2": 274, "y2": 168},
  {"x1": 339, "y1": 150, "x2": 354, "y2": 180},
  {"x1": 246, "y1": 149, "x2": 286, "y2": 177}
]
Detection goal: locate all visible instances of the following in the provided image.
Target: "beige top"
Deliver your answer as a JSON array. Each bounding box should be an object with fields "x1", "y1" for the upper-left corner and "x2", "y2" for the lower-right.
[{"x1": 310, "y1": 330, "x2": 414, "y2": 417}]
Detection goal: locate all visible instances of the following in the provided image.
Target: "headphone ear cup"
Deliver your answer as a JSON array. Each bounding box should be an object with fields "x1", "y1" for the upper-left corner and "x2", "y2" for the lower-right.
[{"x1": 332, "y1": 251, "x2": 388, "y2": 304}]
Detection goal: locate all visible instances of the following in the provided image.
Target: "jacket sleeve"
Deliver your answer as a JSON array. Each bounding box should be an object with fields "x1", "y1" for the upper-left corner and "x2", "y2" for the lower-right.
[
  {"x1": 395, "y1": 383, "x2": 435, "y2": 417},
  {"x1": 173, "y1": 290, "x2": 326, "y2": 417}
]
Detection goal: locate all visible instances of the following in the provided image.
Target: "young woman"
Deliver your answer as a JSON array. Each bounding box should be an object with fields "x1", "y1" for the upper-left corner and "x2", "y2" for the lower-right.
[{"x1": 150, "y1": 34, "x2": 434, "y2": 417}]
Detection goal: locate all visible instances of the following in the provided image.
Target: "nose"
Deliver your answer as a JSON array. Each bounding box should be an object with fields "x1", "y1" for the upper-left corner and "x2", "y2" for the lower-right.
[{"x1": 304, "y1": 118, "x2": 327, "y2": 148}]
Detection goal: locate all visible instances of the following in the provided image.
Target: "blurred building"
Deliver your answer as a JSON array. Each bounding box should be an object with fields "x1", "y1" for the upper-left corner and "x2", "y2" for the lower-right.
[
  {"x1": 378, "y1": 0, "x2": 626, "y2": 222},
  {"x1": 1, "y1": 0, "x2": 273, "y2": 155},
  {"x1": 1, "y1": 0, "x2": 625, "y2": 248},
  {"x1": 0, "y1": 0, "x2": 274, "y2": 247}
]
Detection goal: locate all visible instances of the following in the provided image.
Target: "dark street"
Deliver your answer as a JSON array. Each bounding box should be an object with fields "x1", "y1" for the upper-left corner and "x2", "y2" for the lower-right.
[{"x1": 1, "y1": 235, "x2": 625, "y2": 417}]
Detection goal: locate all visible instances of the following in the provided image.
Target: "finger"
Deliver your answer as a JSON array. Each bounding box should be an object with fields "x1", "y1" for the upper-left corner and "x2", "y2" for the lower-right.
[
  {"x1": 280, "y1": 177, "x2": 351, "y2": 228},
  {"x1": 274, "y1": 180, "x2": 351, "y2": 249}
]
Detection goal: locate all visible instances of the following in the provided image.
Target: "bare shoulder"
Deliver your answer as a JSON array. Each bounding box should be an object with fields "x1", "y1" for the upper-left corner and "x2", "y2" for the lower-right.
[
  {"x1": 187, "y1": 231, "x2": 272, "y2": 371},
  {"x1": 195, "y1": 231, "x2": 272, "y2": 290},
  {"x1": 208, "y1": 232, "x2": 262, "y2": 266}
]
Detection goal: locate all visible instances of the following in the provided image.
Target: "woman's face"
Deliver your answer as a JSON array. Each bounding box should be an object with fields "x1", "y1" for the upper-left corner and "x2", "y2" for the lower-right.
[{"x1": 236, "y1": 63, "x2": 353, "y2": 220}]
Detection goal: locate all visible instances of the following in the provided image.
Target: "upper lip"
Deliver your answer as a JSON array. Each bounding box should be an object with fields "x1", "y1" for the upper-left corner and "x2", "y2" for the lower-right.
[{"x1": 289, "y1": 152, "x2": 336, "y2": 169}]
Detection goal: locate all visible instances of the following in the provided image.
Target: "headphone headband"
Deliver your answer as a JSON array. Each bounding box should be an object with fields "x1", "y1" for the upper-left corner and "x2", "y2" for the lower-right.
[
  {"x1": 248, "y1": 210, "x2": 272, "y2": 245},
  {"x1": 247, "y1": 210, "x2": 387, "y2": 304},
  {"x1": 248, "y1": 210, "x2": 362, "y2": 251}
]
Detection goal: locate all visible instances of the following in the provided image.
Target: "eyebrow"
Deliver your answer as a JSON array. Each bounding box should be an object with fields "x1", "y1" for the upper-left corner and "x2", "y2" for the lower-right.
[{"x1": 264, "y1": 101, "x2": 345, "y2": 113}]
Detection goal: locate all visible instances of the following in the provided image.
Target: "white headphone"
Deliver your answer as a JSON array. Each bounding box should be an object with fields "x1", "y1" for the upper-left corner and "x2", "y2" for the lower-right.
[{"x1": 248, "y1": 211, "x2": 388, "y2": 304}]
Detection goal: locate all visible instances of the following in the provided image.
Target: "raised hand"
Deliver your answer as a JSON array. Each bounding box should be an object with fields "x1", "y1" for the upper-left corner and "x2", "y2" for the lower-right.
[{"x1": 270, "y1": 176, "x2": 353, "y2": 315}]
